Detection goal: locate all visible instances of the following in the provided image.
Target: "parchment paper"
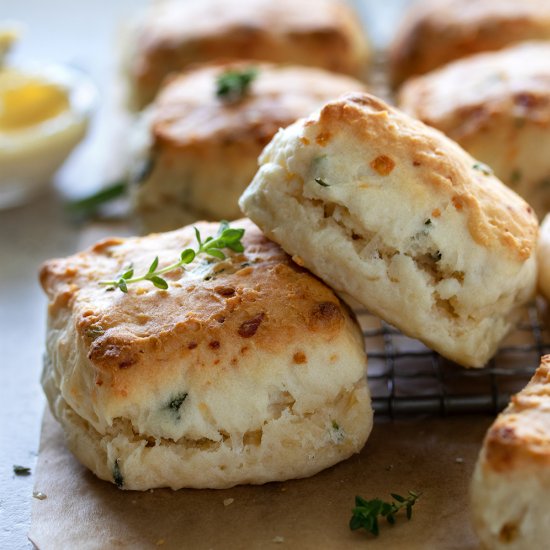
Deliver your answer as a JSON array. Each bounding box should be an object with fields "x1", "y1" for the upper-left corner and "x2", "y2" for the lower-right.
[{"x1": 29, "y1": 408, "x2": 490, "y2": 549}]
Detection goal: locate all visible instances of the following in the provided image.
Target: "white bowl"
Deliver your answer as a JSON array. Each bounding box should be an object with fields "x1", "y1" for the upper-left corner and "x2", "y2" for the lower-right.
[{"x1": 0, "y1": 62, "x2": 97, "y2": 209}]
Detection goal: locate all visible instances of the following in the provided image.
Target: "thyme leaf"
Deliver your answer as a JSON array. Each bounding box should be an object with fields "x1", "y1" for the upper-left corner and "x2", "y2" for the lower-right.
[
  {"x1": 216, "y1": 66, "x2": 258, "y2": 102},
  {"x1": 315, "y1": 177, "x2": 330, "y2": 187}
]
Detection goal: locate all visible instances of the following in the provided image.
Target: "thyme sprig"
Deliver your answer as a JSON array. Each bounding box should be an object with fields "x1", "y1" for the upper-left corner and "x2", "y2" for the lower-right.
[
  {"x1": 66, "y1": 180, "x2": 127, "y2": 216},
  {"x1": 350, "y1": 490, "x2": 422, "y2": 536},
  {"x1": 216, "y1": 66, "x2": 258, "y2": 102},
  {"x1": 99, "y1": 221, "x2": 245, "y2": 293}
]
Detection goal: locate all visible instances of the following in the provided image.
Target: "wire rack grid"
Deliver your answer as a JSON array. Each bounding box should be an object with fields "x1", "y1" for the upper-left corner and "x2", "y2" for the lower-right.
[{"x1": 359, "y1": 299, "x2": 550, "y2": 418}]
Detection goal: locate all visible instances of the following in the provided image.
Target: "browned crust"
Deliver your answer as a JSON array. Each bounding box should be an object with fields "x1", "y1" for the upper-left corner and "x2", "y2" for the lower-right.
[
  {"x1": 398, "y1": 42, "x2": 550, "y2": 143},
  {"x1": 39, "y1": 220, "x2": 351, "y2": 401},
  {"x1": 390, "y1": 0, "x2": 550, "y2": 86},
  {"x1": 306, "y1": 93, "x2": 538, "y2": 262},
  {"x1": 483, "y1": 356, "x2": 550, "y2": 472},
  {"x1": 150, "y1": 61, "x2": 367, "y2": 149}
]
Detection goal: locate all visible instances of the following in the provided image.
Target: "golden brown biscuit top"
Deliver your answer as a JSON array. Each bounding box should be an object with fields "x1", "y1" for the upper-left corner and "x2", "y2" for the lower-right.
[
  {"x1": 390, "y1": 0, "x2": 550, "y2": 83},
  {"x1": 398, "y1": 0, "x2": 550, "y2": 29},
  {"x1": 483, "y1": 356, "x2": 550, "y2": 470},
  {"x1": 399, "y1": 42, "x2": 550, "y2": 141},
  {"x1": 40, "y1": 220, "x2": 349, "y2": 395},
  {"x1": 304, "y1": 93, "x2": 538, "y2": 261},
  {"x1": 151, "y1": 62, "x2": 366, "y2": 147},
  {"x1": 138, "y1": 0, "x2": 362, "y2": 47}
]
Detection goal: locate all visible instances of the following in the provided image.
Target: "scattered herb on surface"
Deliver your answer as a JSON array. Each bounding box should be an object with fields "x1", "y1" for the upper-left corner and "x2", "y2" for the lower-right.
[
  {"x1": 66, "y1": 180, "x2": 127, "y2": 216},
  {"x1": 431, "y1": 251, "x2": 442, "y2": 262},
  {"x1": 113, "y1": 459, "x2": 124, "y2": 488},
  {"x1": 13, "y1": 465, "x2": 31, "y2": 476},
  {"x1": 66, "y1": 155, "x2": 156, "y2": 217},
  {"x1": 216, "y1": 67, "x2": 258, "y2": 102},
  {"x1": 315, "y1": 177, "x2": 330, "y2": 187},
  {"x1": 99, "y1": 221, "x2": 245, "y2": 293},
  {"x1": 424, "y1": 219, "x2": 432, "y2": 226},
  {"x1": 132, "y1": 156, "x2": 155, "y2": 185},
  {"x1": 472, "y1": 162, "x2": 493, "y2": 176},
  {"x1": 350, "y1": 491, "x2": 422, "y2": 537}
]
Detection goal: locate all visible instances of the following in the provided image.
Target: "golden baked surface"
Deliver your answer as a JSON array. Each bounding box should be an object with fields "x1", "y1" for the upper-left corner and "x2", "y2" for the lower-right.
[
  {"x1": 390, "y1": 0, "x2": 550, "y2": 86},
  {"x1": 485, "y1": 358, "x2": 550, "y2": 470},
  {"x1": 308, "y1": 94, "x2": 538, "y2": 261},
  {"x1": 41, "y1": 220, "x2": 354, "y2": 401},
  {"x1": 152, "y1": 62, "x2": 368, "y2": 148},
  {"x1": 240, "y1": 93, "x2": 538, "y2": 367},
  {"x1": 126, "y1": 0, "x2": 370, "y2": 107},
  {"x1": 130, "y1": 62, "x2": 367, "y2": 230},
  {"x1": 471, "y1": 356, "x2": 550, "y2": 548},
  {"x1": 40, "y1": 220, "x2": 372, "y2": 489},
  {"x1": 399, "y1": 41, "x2": 550, "y2": 217}
]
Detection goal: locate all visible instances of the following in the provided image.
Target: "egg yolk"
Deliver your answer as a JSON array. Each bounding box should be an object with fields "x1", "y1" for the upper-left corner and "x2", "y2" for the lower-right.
[{"x1": 0, "y1": 68, "x2": 69, "y2": 131}]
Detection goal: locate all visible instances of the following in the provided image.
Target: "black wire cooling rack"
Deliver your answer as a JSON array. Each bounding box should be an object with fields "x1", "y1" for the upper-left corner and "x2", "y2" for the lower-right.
[{"x1": 358, "y1": 299, "x2": 550, "y2": 418}]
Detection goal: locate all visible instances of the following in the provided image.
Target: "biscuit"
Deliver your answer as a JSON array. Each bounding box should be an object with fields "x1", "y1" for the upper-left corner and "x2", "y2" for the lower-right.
[
  {"x1": 40, "y1": 219, "x2": 372, "y2": 490},
  {"x1": 537, "y1": 214, "x2": 550, "y2": 301},
  {"x1": 240, "y1": 93, "x2": 538, "y2": 368},
  {"x1": 130, "y1": 62, "x2": 367, "y2": 232},
  {"x1": 399, "y1": 42, "x2": 550, "y2": 218},
  {"x1": 470, "y1": 356, "x2": 550, "y2": 548},
  {"x1": 125, "y1": 0, "x2": 370, "y2": 108},
  {"x1": 390, "y1": 0, "x2": 550, "y2": 86}
]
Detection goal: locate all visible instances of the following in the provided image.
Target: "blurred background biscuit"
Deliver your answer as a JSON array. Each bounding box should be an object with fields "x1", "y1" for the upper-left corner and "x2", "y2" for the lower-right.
[
  {"x1": 389, "y1": 0, "x2": 550, "y2": 87},
  {"x1": 130, "y1": 62, "x2": 367, "y2": 232},
  {"x1": 399, "y1": 42, "x2": 550, "y2": 218},
  {"x1": 125, "y1": 0, "x2": 370, "y2": 108}
]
